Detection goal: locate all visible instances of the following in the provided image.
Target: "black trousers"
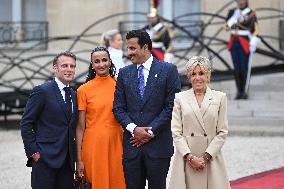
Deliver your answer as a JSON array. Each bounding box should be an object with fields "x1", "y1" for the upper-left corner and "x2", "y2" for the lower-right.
[
  {"x1": 31, "y1": 155, "x2": 73, "y2": 189},
  {"x1": 123, "y1": 150, "x2": 171, "y2": 189}
]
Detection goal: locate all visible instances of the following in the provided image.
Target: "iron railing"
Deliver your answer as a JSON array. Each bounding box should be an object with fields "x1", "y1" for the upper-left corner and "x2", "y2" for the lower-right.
[
  {"x1": 0, "y1": 21, "x2": 48, "y2": 50},
  {"x1": 0, "y1": 7, "x2": 284, "y2": 120}
]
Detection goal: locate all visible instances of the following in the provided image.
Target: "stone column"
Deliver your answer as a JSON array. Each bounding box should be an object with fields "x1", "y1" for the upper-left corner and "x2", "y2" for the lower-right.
[
  {"x1": 12, "y1": 0, "x2": 23, "y2": 41},
  {"x1": 162, "y1": 0, "x2": 173, "y2": 20}
]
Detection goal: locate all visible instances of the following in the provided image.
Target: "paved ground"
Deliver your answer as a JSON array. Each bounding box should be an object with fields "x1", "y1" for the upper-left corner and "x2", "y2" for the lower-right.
[{"x1": 1, "y1": 129, "x2": 284, "y2": 189}]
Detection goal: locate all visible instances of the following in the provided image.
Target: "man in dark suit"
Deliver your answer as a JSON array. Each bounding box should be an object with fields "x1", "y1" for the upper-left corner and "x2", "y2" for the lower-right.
[
  {"x1": 21, "y1": 52, "x2": 78, "y2": 189},
  {"x1": 113, "y1": 29, "x2": 181, "y2": 189}
]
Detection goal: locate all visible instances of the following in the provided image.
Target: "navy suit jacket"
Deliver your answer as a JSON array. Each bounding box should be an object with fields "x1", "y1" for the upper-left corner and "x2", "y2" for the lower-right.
[
  {"x1": 21, "y1": 79, "x2": 78, "y2": 171},
  {"x1": 113, "y1": 57, "x2": 181, "y2": 159}
]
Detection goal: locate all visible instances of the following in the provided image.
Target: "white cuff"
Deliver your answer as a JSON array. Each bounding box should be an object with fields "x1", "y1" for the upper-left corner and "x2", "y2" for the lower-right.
[
  {"x1": 164, "y1": 53, "x2": 174, "y2": 63},
  {"x1": 227, "y1": 17, "x2": 237, "y2": 28},
  {"x1": 233, "y1": 9, "x2": 241, "y2": 19},
  {"x1": 147, "y1": 129, "x2": 155, "y2": 137},
  {"x1": 250, "y1": 36, "x2": 260, "y2": 46},
  {"x1": 249, "y1": 36, "x2": 260, "y2": 53},
  {"x1": 126, "y1": 123, "x2": 137, "y2": 134}
]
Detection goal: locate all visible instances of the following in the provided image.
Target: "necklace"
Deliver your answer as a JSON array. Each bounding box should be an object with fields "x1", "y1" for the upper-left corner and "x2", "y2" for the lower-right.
[{"x1": 194, "y1": 91, "x2": 205, "y2": 96}]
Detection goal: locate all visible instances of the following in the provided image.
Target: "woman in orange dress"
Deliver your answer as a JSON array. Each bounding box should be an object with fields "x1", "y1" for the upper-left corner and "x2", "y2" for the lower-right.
[{"x1": 76, "y1": 46, "x2": 126, "y2": 189}]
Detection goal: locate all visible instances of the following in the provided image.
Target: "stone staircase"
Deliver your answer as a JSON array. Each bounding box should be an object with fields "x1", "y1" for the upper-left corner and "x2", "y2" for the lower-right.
[{"x1": 209, "y1": 73, "x2": 284, "y2": 134}]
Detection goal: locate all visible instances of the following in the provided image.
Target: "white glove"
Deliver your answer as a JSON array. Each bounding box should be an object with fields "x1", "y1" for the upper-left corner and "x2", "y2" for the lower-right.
[
  {"x1": 164, "y1": 53, "x2": 174, "y2": 63},
  {"x1": 233, "y1": 9, "x2": 241, "y2": 19},
  {"x1": 249, "y1": 44, "x2": 256, "y2": 53},
  {"x1": 249, "y1": 36, "x2": 260, "y2": 53},
  {"x1": 227, "y1": 9, "x2": 241, "y2": 27}
]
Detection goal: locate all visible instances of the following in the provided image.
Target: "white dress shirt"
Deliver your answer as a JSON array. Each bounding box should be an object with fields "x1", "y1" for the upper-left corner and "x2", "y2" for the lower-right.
[
  {"x1": 126, "y1": 55, "x2": 154, "y2": 135},
  {"x1": 54, "y1": 77, "x2": 73, "y2": 111}
]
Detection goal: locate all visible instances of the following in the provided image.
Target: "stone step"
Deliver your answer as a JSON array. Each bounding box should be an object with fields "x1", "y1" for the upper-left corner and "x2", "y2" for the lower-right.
[
  {"x1": 228, "y1": 110, "x2": 284, "y2": 118},
  {"x1": 224, "y1": 91, "x2": 284, "y2": 100},
  {"x1": 256, "y1": 73, "x2": 284, "y2": 85},
  {"x1": 210, "y1": 73, "x2": 284, "y2": 92},
  {"x1": 229, "y1": 125, "x2": 284, "y2": 136},
  {"x1": 228, "y1": 101, "x2": 284, "y2": 110},
  {"x1": 229, "y1": 117, "x2": 284, "y2": 127},
  {"x1": 216, "y1": 92, "x2": 284, "y2": 101},
  {"x1": 210, "y1": 73, "x2": 284, "y2": 127},
  {"x1": 212, "y1": 85, "x2": 284, "y2": 94},
  {"x1": 213, "y1": 84, "x2": 284, "y2": 93},
  {"x1": 249, "y1": 85, "x2": 284, "y2": 92}
]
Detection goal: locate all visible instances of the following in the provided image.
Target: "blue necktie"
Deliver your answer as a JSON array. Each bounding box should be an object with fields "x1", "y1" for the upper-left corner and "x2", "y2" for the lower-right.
[
  {"x1": 63, "y1": 87, "x2": 72, "y2": 121},
  {"x1": 138, "y1": 65, "x2": 145, "y2": 97}
]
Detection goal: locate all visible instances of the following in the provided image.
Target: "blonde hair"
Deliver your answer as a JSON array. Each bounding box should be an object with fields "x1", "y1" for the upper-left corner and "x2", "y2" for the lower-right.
[
  {"x1": 186, "y1": 56, "x2": 212, "y2": 76},
  {"x1": 100, "y1": 29, "x2": 120, "y2": 48}
]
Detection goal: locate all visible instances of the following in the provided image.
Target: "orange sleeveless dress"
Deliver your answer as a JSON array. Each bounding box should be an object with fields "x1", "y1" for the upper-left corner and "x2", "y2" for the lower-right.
[{"x1": 77, "y1": 75, "x2": 125, "y2": 189}]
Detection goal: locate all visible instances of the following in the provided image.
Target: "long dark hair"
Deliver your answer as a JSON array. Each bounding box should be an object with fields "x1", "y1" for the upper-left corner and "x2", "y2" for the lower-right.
[{"x1": 85, "y1": 46, "x2": 116, "y2": 82}]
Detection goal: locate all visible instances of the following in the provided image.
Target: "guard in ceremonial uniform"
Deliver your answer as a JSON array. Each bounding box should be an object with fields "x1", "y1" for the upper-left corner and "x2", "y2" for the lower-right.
[
  {"x1": 143, "y1": 0, "x2": 172, "y2": 62},
  {"x1": 225, "y1": 0, "x2": 260, "y2": 99}
]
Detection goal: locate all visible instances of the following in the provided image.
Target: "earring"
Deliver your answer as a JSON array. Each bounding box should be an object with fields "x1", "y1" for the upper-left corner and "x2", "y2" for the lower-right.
[{"x1": 91, "y1": 67, "x2": 96, "y2": 73}]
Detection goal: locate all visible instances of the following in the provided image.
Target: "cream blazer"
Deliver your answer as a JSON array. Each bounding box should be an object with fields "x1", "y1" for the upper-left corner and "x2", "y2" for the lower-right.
[{"x1": 169, "y1": 87, "x2": 231, "y2": 189}]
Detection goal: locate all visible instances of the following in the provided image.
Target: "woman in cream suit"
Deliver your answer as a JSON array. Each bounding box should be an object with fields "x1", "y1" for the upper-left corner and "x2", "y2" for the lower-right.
[{"x1": 169, "y1": 56, "x2": 231, "y2": 189}]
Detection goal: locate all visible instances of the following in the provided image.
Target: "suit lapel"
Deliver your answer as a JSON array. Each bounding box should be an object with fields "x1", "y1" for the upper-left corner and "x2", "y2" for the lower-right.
[
  {"x1": 70, "y1": 89, "x2": 77, "y2": 123},
  {"x1": 52, "y1": 80, "x2": 69, "y2": 120},
  {"x1": 71, "y1": 90, "x2": 77, "y2": 111},
  {"x1": 142, "y1": 58, "x2": 162, "y2": 106},
  {"x1": 200, "y1": 87, "x2": 213, "y2": 117},
  {"x1": 130, "y1": 64, "x2": 143, "y2": 102},
  {"x1": 187, "y1": 89, "x2": 206, "y2": 131}
]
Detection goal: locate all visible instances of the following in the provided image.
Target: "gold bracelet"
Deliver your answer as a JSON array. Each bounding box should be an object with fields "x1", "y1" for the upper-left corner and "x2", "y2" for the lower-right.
[
  {"x1": 187, "y1": 154, "x2": 194, "y2": 162},
  {"x1": 203, "y1": 153, "x2": 211, "y2": 161}
]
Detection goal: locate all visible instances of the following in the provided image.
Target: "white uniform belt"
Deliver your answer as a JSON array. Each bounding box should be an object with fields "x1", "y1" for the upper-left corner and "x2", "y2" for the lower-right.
[
  {"x1": 230, "y1": 30, "x2": 251, "y2": 36},
  {"x1": 152, "y1": 42, "x2": 164, "y2": 49}
]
